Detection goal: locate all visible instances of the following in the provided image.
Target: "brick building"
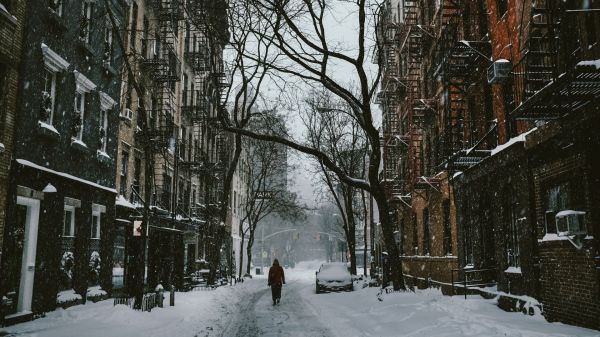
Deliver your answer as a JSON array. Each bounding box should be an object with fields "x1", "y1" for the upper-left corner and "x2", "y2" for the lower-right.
[
  {"x1": 113, "y1": 0, "x2": 233, "y2": 294},
  {"x1": 0, "y1": 0, "x2": 126, "y2": 323},
  {"x1": 0, "y1": 0, "x2": 25, "y2": 267},
  {"x1": 379, "y1": 0, "x2": 600, "y2": 330}
]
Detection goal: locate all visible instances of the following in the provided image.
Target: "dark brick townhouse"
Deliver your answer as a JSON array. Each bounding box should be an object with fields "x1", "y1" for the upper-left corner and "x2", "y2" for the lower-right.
[
  {"x1": 379, "y1": 0, "x2": 600, "y2": 331},
  {"x1": 0, "y1": 0, "x2": 25, "y2": 269},
  {"x1": 0, "y1": 0, "x2": 126, "y2": 324}
]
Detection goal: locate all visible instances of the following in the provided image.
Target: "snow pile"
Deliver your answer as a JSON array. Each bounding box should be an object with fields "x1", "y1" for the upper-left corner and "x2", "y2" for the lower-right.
[
  {"x1": 56, "y1": 289, "x2": 82, "y2": 305},
  {"x1": 303, "y1": 284, "x2": 599, "y2": 337},
  {"x1": 115, "y1": 195, "x2": 136, "y2": 209},
  {"x1": 86, "y1": 286, "x2": 107, "y2": 297}
]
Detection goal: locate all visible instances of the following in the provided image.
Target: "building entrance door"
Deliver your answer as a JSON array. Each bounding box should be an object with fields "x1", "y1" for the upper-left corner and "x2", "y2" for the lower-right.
[{"x1": 16, "y1": 196, "x2": 41, "y2": 314}]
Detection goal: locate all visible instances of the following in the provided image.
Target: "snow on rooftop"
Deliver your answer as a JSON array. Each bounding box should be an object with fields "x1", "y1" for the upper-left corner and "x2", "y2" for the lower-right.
[
  {"x1": 490, "y1": 127, "x2": 537, "y2": 156},
  {"x1": 115, "y1": 195, "x2": 136, "y2": 209},
  {"x1": 16, "y1": 159, "x2": 117, "y2": 193},
  {"x1": 577, "y1": 59, "x2": 600, "y2": 69}
]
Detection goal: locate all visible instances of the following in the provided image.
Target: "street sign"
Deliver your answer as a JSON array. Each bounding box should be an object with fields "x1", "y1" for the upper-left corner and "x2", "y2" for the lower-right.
[
  {"x1": 255, "y1": 191, "x2": 276, "y2": 199},
  {"x1": 133, "y1": 220, "x2": 143, "y2": 236}
]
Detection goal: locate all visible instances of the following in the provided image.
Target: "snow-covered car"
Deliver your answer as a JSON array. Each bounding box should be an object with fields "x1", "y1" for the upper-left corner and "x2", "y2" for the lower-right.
[{"x1": 315, "y1": 262, "x2": 353, "y2": 293}]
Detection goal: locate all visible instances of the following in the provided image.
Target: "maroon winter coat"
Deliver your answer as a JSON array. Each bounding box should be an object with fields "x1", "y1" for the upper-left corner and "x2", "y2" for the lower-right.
[{"x1": 268, "y1": 261, "x2": 285, "y2": 286}]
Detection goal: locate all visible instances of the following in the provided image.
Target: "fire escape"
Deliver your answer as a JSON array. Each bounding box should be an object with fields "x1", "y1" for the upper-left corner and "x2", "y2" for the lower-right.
[
  {"x1": 180, "y1": 0, "x2": 231, "y2": 219},
  {"x1": 377, "y1": 2, "x2": 405, "y2": 202},
  {"x1": 510, "y1": 0, "x2": 600, "y2": 121},
  {"x1": 401, "y1": 0, "x2": 427, "y2": 191},
  {"x1": 439, "y1": 1, "x2": 491, "y2": 172},
  {"x1": 137, "y1": 0, "x2": 183, "y2": 211}
]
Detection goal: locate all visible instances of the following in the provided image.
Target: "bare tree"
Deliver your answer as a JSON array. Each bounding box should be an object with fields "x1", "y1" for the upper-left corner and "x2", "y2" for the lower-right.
[
  {"x1": 217, "y1": 0, "x2": 406, "y2": 289},
  {"x1": 302, "y1": 89, "x2": 368, "y2": 275},
  {"x1": 238, "y1": 113, "x2": 305, "y2": 277}
]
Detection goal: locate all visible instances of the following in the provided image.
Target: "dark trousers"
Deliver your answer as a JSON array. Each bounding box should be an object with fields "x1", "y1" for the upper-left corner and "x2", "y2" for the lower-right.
[{"x1": 271, "y1": 283, "x2": 282, "y2": 301}]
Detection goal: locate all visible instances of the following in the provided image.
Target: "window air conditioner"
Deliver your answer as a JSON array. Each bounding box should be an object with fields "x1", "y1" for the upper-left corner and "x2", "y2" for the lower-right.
[
  {"x1": 487, "y1": 59, "x2": 512, "y2": 84},
  {"x1": 555, "y1": 210, "x2": 586, "y2": 236},
  {"x1": 120, "y1": 108, "x2": 133, "y2": 121}
]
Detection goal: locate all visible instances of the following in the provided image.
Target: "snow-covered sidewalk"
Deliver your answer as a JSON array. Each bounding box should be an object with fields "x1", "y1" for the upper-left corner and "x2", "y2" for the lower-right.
[
  {"x1": 291, "y1": 261, "x2": 600, "y2": 337},
  {"x1": 0, "y1": 282, "x2": 262, "y2": 337}
]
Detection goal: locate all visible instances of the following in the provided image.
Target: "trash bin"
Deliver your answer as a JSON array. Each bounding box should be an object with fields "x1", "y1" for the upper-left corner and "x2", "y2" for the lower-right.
[{"x1": 256, "y1": 267, "x2": 261, "y2": 275}]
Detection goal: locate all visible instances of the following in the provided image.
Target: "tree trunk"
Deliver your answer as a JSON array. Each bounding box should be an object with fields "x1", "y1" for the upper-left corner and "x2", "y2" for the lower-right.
[
  {"x1": 238, "y1": 232, "x2": 245, "y2": 279},
  {"x1": 366, "y1": 130, "x2": 405, "y2": 290},
  {"x1": 246, "y1": 234, "x2": 254, "y2": 275},
  {"x1": 345, "y1": 187, "x2": 357, "y2": 275}
]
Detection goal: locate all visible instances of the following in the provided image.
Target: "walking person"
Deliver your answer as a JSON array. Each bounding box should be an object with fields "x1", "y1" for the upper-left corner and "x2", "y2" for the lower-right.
[{"x1": 268, "y1": 259, "x2": 285, "y2": 305}]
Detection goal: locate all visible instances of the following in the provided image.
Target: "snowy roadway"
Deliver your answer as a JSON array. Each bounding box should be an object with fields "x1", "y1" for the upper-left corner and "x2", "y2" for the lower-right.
[
  {"x1": 219, "y1": 280, "x2": 334, "y2": 337},
  {"x1": 1, "y1": 261, "x2": 599, "y2": 337}
]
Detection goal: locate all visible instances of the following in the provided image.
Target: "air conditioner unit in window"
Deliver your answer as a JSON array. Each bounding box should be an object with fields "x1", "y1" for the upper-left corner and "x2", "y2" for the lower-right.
[
  {"x1": 120, "y1": 108, "x2": 133, "y2": 121},
  {"x1": 555, "y1": 210, "x2": 586, "y2": 236},
  {"x1": 487, "y1": 59, "x2": 512, "y2": 84}
]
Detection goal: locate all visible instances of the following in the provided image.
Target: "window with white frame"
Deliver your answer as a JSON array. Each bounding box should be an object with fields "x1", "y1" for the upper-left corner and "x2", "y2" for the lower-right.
[
  {"x1": 91, "y1": 211, "x2": 101, "y2": 239},
  {"x1": 41, "y1": 44, "x2": 70, "y2": 125},
  {"x1": 99, "y1": 109, "x2": 108, "y2": 151},
  {"x1": 99, "y1": 91, "x2": 116, "y2": 152},
  {"x1": 74, "y1": 91, "x2": 85, "y2": 140},
  {"x1": 42, "y1": 67, "x2": 57, "y2": 124},
  {"x1": 63, "y1": 205, "x2": 76, "y2": 237},
  {"x1": 73, "y1": 71, "x2": 97, "y2": 142}
]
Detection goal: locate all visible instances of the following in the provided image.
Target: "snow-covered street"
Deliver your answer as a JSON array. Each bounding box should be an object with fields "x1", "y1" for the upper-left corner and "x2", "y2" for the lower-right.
[{"x1": 1, "y1": 262, "x2": 599, "y2": 337}]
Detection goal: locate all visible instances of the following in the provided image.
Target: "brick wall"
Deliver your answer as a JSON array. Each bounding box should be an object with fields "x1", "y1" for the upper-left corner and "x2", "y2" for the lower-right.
[
  {"x1": 530, "y1": 139, "x2": 600, "y2": 330},
  {"x1": 0, "y1": 0, "x2": 25, "y2": 265},
  {"x1": 538, "y1": 239, "x2": 599, "y2": 330}
]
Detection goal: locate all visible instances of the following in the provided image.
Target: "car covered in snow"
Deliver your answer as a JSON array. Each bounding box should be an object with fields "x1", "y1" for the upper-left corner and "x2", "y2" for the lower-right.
[{"x1": 315, "y1": 262, "x2": 353, "y2": 293}]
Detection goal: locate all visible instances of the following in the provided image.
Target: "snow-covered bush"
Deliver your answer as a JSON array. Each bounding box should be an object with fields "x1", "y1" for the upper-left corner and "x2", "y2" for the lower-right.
[
  {"x1": 89, "y1": 251, "x2": 101, "y2": 285},
  {"x1": 60, "y1": 251, "x2": 74, "y2": 289},
  {"x1": 86, "y1": 285, "x2": 108, "y2": 303}
]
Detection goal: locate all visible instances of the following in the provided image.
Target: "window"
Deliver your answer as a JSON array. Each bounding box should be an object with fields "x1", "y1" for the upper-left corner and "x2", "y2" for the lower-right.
[
  {"x1": 74, "y1": 92, "x2": 85, "y2": 140},
  {"x1": 103, "y1": 21, "x2": 114, "y2": 65},
  {"x1": 129, "y1": 1, "x2": 138, "y2": 51},
  {"x1": 63, "y1": 206, "x2": 76, "y2": 237},
  {"x1": 182, "y1": 73, "x2": 188, "y2": 106},
  {"x1": 73, "y1": 71, "x2": 96, "y2": 142},
  {"x1": 544, "y1": 178, "x2": 586, "y2": 234},
  {"x1": 133, "y1": 156, "x2": 141, "y2": 193},
  {"x1": 496, "y1": 0, "x2": 507, "y2": 20},
  {"x1": 443, "y1": 200, "x2": 452, "y2": 255},
  {"x1": 41, "y1": 67, "x2": 57, "y2": 124},
  {"x1": 80, "y1": 2, "x2": 93, "y2": 44},
  {"x1": 120, "y1": 150, "x2": 129, "y2": 196},
  {"x1": 91, "y1": 212, "x2": 101, "y2": 239},
  {"x1": 505, "y1": 202, "x2": 520, "y2": 267},
  {"x1": 49, "y1": 0, "x2": 63, "y2": 16},
  {"x1": 99, "y1": 109, "x2": 108, "y2": 151},
  {"x1": 141, "y1": 16, "x2": 149, "y2": 57},
  {"x1": 422, "y1": 208, "x2": 430, "y2": 255},
  {"x1": 98, "y1": 91, "x2": 115, "y2": 152},
  {"x1": 412, "y1": 215, "x2": 418, "y2": 255}
]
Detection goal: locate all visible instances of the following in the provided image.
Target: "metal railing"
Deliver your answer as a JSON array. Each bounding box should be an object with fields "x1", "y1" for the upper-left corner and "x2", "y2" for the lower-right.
[{"x1": 450, "y1": 267, "x2": 497, "y2": 299}]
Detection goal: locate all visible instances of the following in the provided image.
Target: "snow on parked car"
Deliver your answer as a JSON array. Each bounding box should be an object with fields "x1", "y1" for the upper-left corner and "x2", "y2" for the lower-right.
[{"x1": 315, "y1": 262, "x2": 353, "y2": 293}]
